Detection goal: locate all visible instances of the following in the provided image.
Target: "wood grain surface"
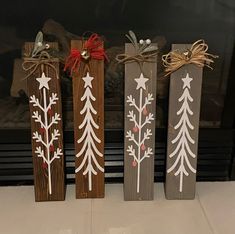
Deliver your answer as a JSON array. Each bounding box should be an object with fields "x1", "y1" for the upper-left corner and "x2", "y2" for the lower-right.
[
  {"x1": 165, "y1": 44, "x2": 203, "y2": 200},
  {"x1": 71, "y1": 40, "x2": 104, "y2": 199},
  {"x1": 124, "y1": 43, "x2": 157, "y2": 201},
  {"x1": 24, "y1": 42, "x2": 65, "y2": 201}
]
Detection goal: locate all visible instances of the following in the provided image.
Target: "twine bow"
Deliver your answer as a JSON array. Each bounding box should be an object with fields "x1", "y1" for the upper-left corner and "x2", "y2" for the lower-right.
[
  {"x1": 162, "y1": 39, "x2": 218, "y2": 76},
  {"x1": 22, "y1": 51, "x2": 59, "y2": 80},
  {"x1": 64, "y1": 33, "x2": 108, "y2": 75},
  {"x1": 116, "y1": 31, "x2": 158, "y2": 66}
]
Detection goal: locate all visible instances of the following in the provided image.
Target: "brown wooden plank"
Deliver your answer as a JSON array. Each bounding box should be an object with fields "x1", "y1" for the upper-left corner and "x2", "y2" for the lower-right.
[
  {"x1": 71, "y1": 40, "x2": 104, "y2": 199},
  {"x1": 11, "y1": 59, "x2": 28, "y2": 97},
  {"x1": 165, "y1": 44, "x2": 203, "y2": 200},
  {"x1": 24, "y1": 42, "x2": 65, "y2": 201},
  {"x1": 124, "y1": 43, "x2": 157, "y2": 201}
]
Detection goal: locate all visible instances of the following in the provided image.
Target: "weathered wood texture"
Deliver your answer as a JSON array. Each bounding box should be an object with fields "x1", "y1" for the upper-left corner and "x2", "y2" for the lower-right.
[
  {"x1": 124, "y1": 43, "x2": 157, "y2": 201},
  {"x1": 11, "y1": 59, "x2": 27, "y2": 97},
  {"x1": 165, "y1": 44, "x2": 203, "y2": 200},
  {"x1": 71, "y1": 40, "x2": 104, "y2": 199},
  {"x1": 24, "y1": 42, "x2": 65, "y2": 201}
]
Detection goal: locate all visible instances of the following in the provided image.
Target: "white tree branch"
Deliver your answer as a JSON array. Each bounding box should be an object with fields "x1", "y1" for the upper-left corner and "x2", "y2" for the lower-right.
[
  {"x1": 126, "y1": 130, "x2": 139, "y2": 146},
  {"x1": 50, "y1": 148, "x2": 63, "y2": 163},
  {"x1": 127, "y1": 95, "x2": 139, "y2": 111},
  {"x1": 127, "y1": 110, "x2": 139, "y2": 128},
  {"x1": 140, "y1": 147, "x2": 153, "y2": 163},
  {"x1": 127, "y1": 145, "x2": 138, "y2": 162},
  {"x1": 142, "y1": 93, "x2": 154, "y2": 111},
  {"x1": 29, "y1": 95, "x2": 44, "y2": 111},
  {"x1": 141, "y1": 113, "x2": 154, "y2": 128},
  {"x1": 48, "y1": 113, "x2": 61, "y2": 129},
  {"x1": 32, "y1": 131, "x2": 47, "y2": 147},
  {"x1": 49, "y1": 129, "x2": 60, "y2": 146},
  {"x1": 140, "y1": 129, "x2": 152, "y2": 145},
  {"x1": 35, "y1": 146, "x2": 48, "y2": 164},
  {"x1": 47, "y1": 93, "x2": 59, "y2": 111},
  {"x1": 32, "y1": 111, "x2": 45, "y2": 128}
]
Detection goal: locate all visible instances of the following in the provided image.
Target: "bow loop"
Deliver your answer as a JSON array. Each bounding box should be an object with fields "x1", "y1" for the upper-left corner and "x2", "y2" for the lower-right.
[
  {"x1": 84, "y1": 33, "x2": 102, "y2": 50},
  {"x1": 162, "y1": 39, "x2": 218, "y2": 76},
  {"x1": 64, "y1": 33, "x2": 107, "y2": 76},
  {"x1": 22, "y1": 51, "x2": 59, "y2": 80}
]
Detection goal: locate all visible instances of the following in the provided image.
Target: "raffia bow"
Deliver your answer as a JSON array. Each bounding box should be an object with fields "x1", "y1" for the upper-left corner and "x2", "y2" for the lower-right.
[
  {"x1": 162, "y1": 39, "x2": 218, "y2": 76},
  {"x1": 22, "y1": 51, "x2": 59, "y2": 80},
  {"x1": 64, "y1": 33, "x2": 108, "y2": 76}
]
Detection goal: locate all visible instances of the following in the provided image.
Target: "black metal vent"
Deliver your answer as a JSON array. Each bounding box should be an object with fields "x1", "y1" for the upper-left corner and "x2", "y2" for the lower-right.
[{"x1": 0, "y1": 128, "x2": 233, "y2": 185}]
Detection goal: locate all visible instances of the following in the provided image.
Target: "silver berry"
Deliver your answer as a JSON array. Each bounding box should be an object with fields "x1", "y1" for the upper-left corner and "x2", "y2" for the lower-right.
[
  {"x1": 37, "y1": 42, "x2": 43, "y2": 47},
  {"x1": 146, "y1": 39, "x2": 151, "y2": 45}
]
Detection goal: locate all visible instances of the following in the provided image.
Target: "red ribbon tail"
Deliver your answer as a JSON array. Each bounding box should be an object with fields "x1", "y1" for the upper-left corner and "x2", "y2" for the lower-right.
[
  {"x1": 64, "y1": 49, "x2": 81, "y2": 76},
  {"x1": 90, "y1": 48, "x2": 108, "y2": 61}
]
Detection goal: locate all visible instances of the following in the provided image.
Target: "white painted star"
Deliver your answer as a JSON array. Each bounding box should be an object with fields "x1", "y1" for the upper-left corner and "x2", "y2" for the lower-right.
[
  {"x1": 36, "y1": 72, "x2": 51, "y2": 90},
  {"x1": 135, "y1": 73, "x2": 149, "y2": 90},
  {"x1": 182, "y1": 73, "x2": 193, "y2": 89},
  {"x1": 82, "y1": 72, "x2": 94, "y2": 88}
]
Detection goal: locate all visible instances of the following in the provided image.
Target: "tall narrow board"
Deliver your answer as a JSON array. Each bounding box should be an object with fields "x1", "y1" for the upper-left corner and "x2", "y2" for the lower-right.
[
  {"x1": 24, "y1": 42, "x2": 65, "y2": 201},
  {"x1": 165, "y1": 44, "x2": 203, "y2": 199},
  {"x1": 71, "y1": 40, "x2": 104, "y2": 199},
  {"x1": 124, "y1": 43, "x2": 157, "y2": 201},
  {"x1": 11, "y1": 59, "x2": 27, "y2": 97}
]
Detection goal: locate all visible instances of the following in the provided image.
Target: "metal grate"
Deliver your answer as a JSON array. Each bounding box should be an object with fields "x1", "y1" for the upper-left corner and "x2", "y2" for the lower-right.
[{"x1": 0, "y1": 128, "x2": 233, "y2": 185}]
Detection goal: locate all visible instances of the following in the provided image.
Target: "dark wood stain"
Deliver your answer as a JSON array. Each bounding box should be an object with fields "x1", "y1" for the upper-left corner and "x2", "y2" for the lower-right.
[
  {"x1": 24, "y1": 42, "x2": 65, "y2": 201},
  {"x1": 71, "y1": 40, "x2": 105, "y2": 199}
]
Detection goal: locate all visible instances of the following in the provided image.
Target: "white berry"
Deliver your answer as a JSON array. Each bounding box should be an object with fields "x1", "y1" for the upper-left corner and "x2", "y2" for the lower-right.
[
  {"x1": 37, "y1": 42, "x2": 43, "y2": 47},
  {"x1": 146, "y1": 39, "x2": 151, "y2": 44},
  {"x1": 139, "y1": 39, "x2": 144, "y2": 44},
  {"x1": 45, "y1": 44, "x2": 50, "y2": 49}
]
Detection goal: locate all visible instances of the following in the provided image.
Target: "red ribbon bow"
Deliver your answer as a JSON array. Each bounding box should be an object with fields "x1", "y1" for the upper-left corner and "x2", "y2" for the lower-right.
[{"x1": 64, "y1": 33, "x2": 107, "y2": 75}]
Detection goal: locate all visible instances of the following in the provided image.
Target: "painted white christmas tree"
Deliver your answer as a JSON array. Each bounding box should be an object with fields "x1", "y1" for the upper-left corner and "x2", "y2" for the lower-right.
[
  {"x1": 30, "y1": 72, "x2": 62, "y2": 195},
  {"x1": 167, "y1": 73, "x2": 196, "y2": 192},
  {"x1": 75, "y1": 72, "x2": 104, "y2": 191},
  {"x1": 126, "y1": 73, "x2": 154, "y2": 193}
]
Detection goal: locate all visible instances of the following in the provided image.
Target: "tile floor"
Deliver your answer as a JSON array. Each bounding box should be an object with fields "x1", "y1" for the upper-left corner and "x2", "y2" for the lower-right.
[{"x1": 0, "y1": 182, "x2": 234, "y2": 234}]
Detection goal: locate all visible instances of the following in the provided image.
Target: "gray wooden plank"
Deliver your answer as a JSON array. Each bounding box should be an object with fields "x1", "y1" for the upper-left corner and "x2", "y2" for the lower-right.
[
  {"x1": 165, "y1": 44, "x2": 203, "y2": 199},
  {"x1": 124, "y1": 43, "x2": 157, "y2": 201}
]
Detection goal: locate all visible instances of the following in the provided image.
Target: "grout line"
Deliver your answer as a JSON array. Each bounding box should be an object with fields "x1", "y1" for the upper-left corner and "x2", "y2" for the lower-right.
[{"x1": 196, "y1": 191, "x2": 216, "y2": 234}]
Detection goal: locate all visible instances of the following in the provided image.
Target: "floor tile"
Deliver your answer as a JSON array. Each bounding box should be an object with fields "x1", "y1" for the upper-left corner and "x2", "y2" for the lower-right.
[
  {"x1": 0, "y1": 185, "x2": 91, "y2": 234},
  {"x1": 197, "y1": 182, "x2": 235, "y2": 234},
  {"x1": 92, "y1": 184, "x2": 213, "y2": 234}
]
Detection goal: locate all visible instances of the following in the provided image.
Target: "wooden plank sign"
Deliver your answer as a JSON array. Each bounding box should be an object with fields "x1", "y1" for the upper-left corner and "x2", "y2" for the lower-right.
[
  {"x1": 23, "y1": 36, "x2": 65, "y2": 201},
  {"x1": 121, "y1": 34, "x2": 157, "y2": 201},
  {"x1": 165, "y1": 44, "x2": 203, "y2": 199},
  {"x1": 70, "y1": 37, "x2": 105, "y2": 199}
]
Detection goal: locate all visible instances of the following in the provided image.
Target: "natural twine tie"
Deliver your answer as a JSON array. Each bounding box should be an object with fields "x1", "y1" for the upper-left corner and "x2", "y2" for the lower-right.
[
  {"x1": 162, "y1": 39, "x2": 218, "y2": 76},
  {"x1": 116, "y1": 48, "x2": 158, "y2": 64},
  {"x1": 116, "y1": 31, "x2": 158, "y2": 68},
  {"x1": 22, "y1": 51, "x2": 59, "y2": 80}
]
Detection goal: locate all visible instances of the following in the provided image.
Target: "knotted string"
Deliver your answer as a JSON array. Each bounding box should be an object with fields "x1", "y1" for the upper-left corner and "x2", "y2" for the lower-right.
[
  {"x1": 162, "y1": 39, "x2": 218, "y2": 76},
  {"x1": 22, "y1": 51, "x2": 59, "y2": 80},
  {"x1": 64, "y1": 33, "x2": 108, "y2": 76},
  {"x1": 116, "y1": 48, "x2": 158, "y2": 64}
]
